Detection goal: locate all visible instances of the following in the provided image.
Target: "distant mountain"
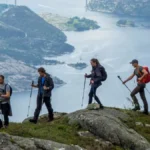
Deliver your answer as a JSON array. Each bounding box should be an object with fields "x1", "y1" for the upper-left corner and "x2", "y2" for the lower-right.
[
  {"x1": 0, "y1": 5, "x2": 72, "y2": 91},
  {"x1": 0, "y1": 21, "x2": 25, "y2": 38},
  {"x1": 87, "y1": 0, "x2": 150, "y2": 17},
  {"x1": 0, "y1": 55, "x2": 65, "y2": 92},
  {"x1": 0, "y1": 6, "x2": 74, "y2": 64}
]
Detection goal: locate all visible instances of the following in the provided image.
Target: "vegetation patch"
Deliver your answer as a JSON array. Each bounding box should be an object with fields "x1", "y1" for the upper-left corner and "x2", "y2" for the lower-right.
[
  {"x1": 121, "y1": 110, "x2": 150, "y2": 142},
  {"x1": 66, "y1": 17, "x2": 100, "y2": 31}
]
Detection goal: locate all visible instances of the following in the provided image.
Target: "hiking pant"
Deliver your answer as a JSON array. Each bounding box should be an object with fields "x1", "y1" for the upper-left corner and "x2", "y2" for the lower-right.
[
  {"x1": 34, "y1": 94, "x2": 53, "y2": 121},
  {"x1": 1, "y1": 103, "x2": 10, "y2": 126},
  {"x1": 89, "y1": 85, "x2": 103, "y2": 106},
  {"x1": 131, "y1": 84, "x2": 148, "y2": 112}
]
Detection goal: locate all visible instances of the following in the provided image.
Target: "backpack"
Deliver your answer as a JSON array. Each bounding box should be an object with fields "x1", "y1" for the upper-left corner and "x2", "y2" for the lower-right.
[
  {"x1": 100, "y1": 66, "x2": 107, "y2": 82},
  {"x1": 0, "y1": 119, "x2": 2, "y2": 128},
  {"x1": 139, "y1": 66, "x2": 150, "y2": 84},
  {"x1": 4, "y1": 84, "x2": 13, "y2": 96}
]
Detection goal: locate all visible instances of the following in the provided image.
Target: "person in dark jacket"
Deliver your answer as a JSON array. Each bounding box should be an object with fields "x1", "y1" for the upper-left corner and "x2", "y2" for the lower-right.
[
  {"x1": 85, "y1": 58, "x2": 104, "y2": 108},
  {"x1": 29, "y1": 67, "x2": 54, "y2": 124}
]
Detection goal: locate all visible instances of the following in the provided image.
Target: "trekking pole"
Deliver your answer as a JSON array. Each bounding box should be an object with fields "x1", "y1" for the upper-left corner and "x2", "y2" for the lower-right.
[
  {"x1": 145, "y1": 88, "x2": 150, "y2": 95},
  {"x1": 81, "y1": 77, "x2": 86, "y2": 107},
  {"x1": 27, "y1": 81, "x2": 34, "y2": 117},
  {"x1": 117, "y1": 76, "x2": 131, "y2": 92}
]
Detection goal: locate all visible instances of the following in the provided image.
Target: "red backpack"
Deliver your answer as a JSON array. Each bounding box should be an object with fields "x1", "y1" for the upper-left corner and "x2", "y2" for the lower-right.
[{"x1": 139, "y1": 67, "x2": 150, "y2": 84}]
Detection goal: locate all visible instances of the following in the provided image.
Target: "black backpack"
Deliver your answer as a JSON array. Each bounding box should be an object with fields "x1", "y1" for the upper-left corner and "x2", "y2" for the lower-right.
[
  {"x1": 5, "y1": 84, "x2": 13, "y2": 96},
  {"x1": 0, "y1": 119, "x2": 2, "y2": 128},
  {"x1": 100, "y1": 66, "x2": 107, "y2": 82}
]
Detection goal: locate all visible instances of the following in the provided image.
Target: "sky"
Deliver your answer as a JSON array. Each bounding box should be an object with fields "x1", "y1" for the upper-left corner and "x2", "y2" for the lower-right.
[{"x1": 0, "y1": 0, "x2": 86, "y2": 16}]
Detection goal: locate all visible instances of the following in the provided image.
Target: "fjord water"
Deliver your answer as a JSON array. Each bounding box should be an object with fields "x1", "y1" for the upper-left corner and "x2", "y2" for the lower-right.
[{"x1": 7, "y1": 0, "x2": 150, "y2": 122}]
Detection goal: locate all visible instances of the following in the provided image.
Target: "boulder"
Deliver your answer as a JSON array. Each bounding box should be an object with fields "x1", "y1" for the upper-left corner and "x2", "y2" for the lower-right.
[
  {"x1": 0, "y1": 133, "x2": 84, "y2": 150},
  {"x1": 23, "y1": 112, "x2": 67, "y2": 123},
  {"x1": 68, "y1": 108, "x2": 150, "y2": 150}
]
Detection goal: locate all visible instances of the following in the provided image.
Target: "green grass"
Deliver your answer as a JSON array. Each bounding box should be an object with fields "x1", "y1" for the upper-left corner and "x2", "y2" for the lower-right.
[
  {"x1": 0, "y1": 116, "x2": 123, "y2": 150},
  {"x1": 121, "y1": 110, "x2": 150, "y2": 142},
  {"x1": 4, "y1": 109, "x2": 149, "y2": 150},
  {"x1": 0, "y1": 117, "x2": 100, "y2": 149}
]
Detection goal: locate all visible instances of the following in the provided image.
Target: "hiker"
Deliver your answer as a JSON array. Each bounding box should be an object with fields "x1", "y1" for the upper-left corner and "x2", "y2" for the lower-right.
[
  {"x1": 0, "y1": 75, "x2": 12, "y2": 128},
  {"x1": 85, "y1": 58, "x2": 107, "y2": 108},
  {"x1": 123, "y1": 59, "x2": 149, "y2": 115},
  {"x1": 29, "y1": 67, "x2": 54, "y2": 124}
]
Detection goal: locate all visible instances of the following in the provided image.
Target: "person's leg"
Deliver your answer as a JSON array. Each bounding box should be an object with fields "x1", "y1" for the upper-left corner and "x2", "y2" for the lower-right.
[
  {"x1": 93, "y1": 86, "x2": 104, "y2": 108},
  {"x1": 44, "y1": 97, "x2": 54, "y2": 121},
  {"x1": 30, "y1": 95, "x2": 43, "y2": 123},
  {"x1": 0, "y1": 119, "x2": 2, "y2": 128},
  {"x1": 88, "y1": 87, "x2": 94, "y2": 104},
  {"x1": 131, "y1": 86, "x2": 140, "y2": 110},
  {"x1": 139, "y1": 88, "x2": 149, "y2": 115},
  {"x1": 1, "y1": 103, "x2": 9, "y2": 127}
]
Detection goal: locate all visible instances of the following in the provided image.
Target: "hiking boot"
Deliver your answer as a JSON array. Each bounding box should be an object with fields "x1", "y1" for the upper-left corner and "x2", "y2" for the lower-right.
[
  {"x1": 132, "y1": 105, "x2": 140, "y2": 111},
  {"x1": 142, "y1": 111, "x2": 149, "y2": 115},
  {"x1": 100, "y1": 105, "x2": 104, "y2": 109},
  {"x1": 29, "y1": 119, "x2": 37, "y2": 124},
  {"x1": 47, "y1": 118, "x2": 54, "y2": 122},
  {"x1": 48, "y1": 114, "x2": 54, "y2": 122}
]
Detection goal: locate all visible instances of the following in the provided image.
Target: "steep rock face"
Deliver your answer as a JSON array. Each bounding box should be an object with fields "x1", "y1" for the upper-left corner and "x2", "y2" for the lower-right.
[
  {"x1": 88, "y1": 0, "x2": 150, "y2": 17},
  {"x1": 68, "y1": 108, "x2": 150, "y2": 150},
  {"x1": 0, "y1": 133, "x2": 84, "y2": 150}
]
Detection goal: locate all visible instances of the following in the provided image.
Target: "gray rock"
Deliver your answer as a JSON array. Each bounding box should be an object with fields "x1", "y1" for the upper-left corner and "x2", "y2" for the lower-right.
[
  {"x1": 77, "y1": 131, "x2": 113, "y2": 150},
  {"x1": 145, "y1": 124, "x2": 150, "y2": 128},
  {"x1": 23, "y1": 112, "x2": 67, "y2": 123},
  {"x1": 67, "y1": 108, "x2": 150, "y2": 150},
  {"x1": 0, "y1": 133, "x2": 84, "y2": 150},
  {"x1": 136, "y1": 122, "x2": 144, "y2": 127}
]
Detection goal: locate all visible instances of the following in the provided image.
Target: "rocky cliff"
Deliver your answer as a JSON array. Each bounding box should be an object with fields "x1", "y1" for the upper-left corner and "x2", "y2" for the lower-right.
[
  {"x1": 87, "y1": 0, "x2": 150, "y2": 17},
  {"x1": 1, "y1": 106, "x2": 150, "y2": 150}
]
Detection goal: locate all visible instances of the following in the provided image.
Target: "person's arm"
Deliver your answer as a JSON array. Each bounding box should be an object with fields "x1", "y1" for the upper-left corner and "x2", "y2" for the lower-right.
[
  {"x1": 85, "y1": 73, "x2": 92, "y2": 78},
  {"x1": 138, "y1": 69, "x2": 148, "y2": 82},
  {"x1": 0, "y1": 91, "x2": 10, "y2": 99},
  {"x1": 123, "y1": 74, "x2": 135, "y2": 84},
  {"x1": 0, "y1": 85, "x2": 10, "y2": 100},
  {"x1": 32, "y1": 84, "x2": 38, "y2": 88},
  {"x1": 43, "y1": 77, "x2": 54, "y2": 91}
]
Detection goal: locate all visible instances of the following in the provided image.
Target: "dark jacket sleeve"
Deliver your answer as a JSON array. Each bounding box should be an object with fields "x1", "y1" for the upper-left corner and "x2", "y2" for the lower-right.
[
  {"x1": 44, "y1": 75, "x2": 54, "y2": 91},
  {"x1": 49, "y1": 77, "x2": 54, "y2": 90},
  {"x1": 37, "y1": 77, "x2": 41, "y2": 88},
  {"x1": 86, "y1": 74, "x2": 92, "y2": 78}
]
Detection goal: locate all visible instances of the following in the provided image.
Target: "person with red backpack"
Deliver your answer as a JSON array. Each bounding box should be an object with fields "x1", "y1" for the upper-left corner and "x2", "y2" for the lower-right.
[
  {"x1": 123, "y1": 59, "x2": 149, "y2": 115},
  {"x1": 85, "y1": 58, "x2": 107, "y2": 108}
]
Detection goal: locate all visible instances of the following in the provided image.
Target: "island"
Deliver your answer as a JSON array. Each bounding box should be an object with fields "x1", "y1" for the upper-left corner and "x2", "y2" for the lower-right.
[
  {"x1": 116, "y1": 20, "x2": 136, "y2": 27},
  {"x1": 87, "y1": 0, "x2": 150, "y2": 17},
  {"x1": 40, "y1": 13, "x2": 100, "y2": 31},
  {"x1": 68, "y1": 62, "x2": 88, "y2": 70}
]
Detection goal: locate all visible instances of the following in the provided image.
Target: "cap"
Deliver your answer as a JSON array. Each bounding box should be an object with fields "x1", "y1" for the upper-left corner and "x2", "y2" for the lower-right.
[{"x1": 130, "y1": 59, "x2": 138, "y2": 64}]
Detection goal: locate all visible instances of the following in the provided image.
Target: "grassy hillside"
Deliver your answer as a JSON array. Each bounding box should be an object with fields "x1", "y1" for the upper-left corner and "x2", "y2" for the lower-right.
[{"x1": 1, "y1": 109, "x2": 150, "y2": 150}]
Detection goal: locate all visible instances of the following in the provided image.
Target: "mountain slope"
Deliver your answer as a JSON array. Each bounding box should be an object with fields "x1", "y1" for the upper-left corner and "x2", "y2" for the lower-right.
[
  {"x1": 88, "y1": 0, "x2": 150, "y2": 17},
  {"x1": 0, "y1": 6, "x2": 74, "y2": 64},
  {"x1": 0, "y1": 21, "x2": 25, "y2": 38}
]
